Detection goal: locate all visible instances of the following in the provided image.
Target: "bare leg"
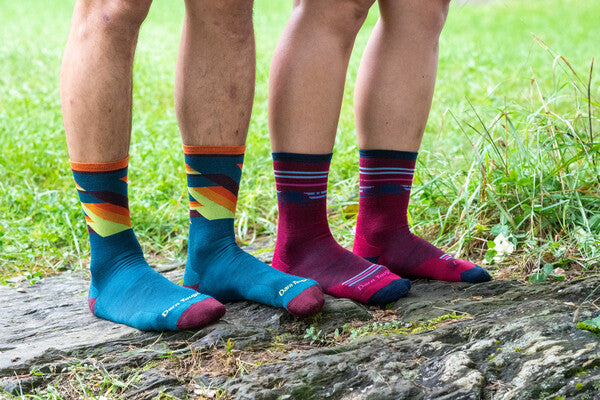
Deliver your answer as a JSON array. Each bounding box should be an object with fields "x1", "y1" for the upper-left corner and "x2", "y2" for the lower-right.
[
  {"x1": 175, "y1": 0, "x2": 256, "y2": 146},
  {"x1": 268, "y1": 0, "x2": 376, "y2": 153},
  {"x1": 60, "y1": 0, "x2": 226, "y2": 331},
  {"x1": 268, "y1": 0, "x2": 411, "y2": 305},
  {"x1": 352, "y1": 0, "x2": 491, "y2": 283},
  {"x1": 354, "y1": 0, "x2": 450, "y2": 151},
  {"x1": 61, "y1": 0, "x2": 152, "y2": 162},
  {"x1": 175, "y1": 0, "x2": 325, "y2": 317}
]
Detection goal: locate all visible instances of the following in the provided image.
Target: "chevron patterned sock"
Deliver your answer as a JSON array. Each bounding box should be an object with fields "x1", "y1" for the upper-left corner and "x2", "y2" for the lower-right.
[
  {"x1": 72, "y1": 157, "x2": 225, "y2": 331},
  {"x1": 182, "y1": 145, "x2": 324, "y2": 317}
]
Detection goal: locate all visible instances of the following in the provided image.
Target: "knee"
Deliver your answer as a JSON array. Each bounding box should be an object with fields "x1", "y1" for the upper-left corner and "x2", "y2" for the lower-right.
[
  {"x1": 184, "y1": 0, "x2": 254, "y2": 37},
  {"x1": 74, "y1": 0, "x2": 153, "y2": 35},
  {"x1": 295, "y1": 0, "x2": 375, "y2": 39},
  {"x1": 407, "y1": 0, "x2": 450, "y2": 37}
]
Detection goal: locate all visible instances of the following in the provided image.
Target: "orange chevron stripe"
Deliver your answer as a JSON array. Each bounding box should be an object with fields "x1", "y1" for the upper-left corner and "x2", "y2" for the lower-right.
[
  {"x1": 84, "y1": 203, "x2": 131, "y2": 226},
  {"x1": 237, "y1": 164, "x2": 243, "y2": 170},
  {"x1": 189, "y1": 201, "x2": 202, "y2": 208},
  {"x1": 120, "y1": 176, "x2": 128, "y2": 183},
  {"x1": 207, "y1": 186, "x2": 237, "y2": 204},
  {"x1": 192, "y1": 187, "x2": 237, "y2": 213},
  {"x1": 185, "y1": 164, "x2": 201, "y2": 174},
  {"x1": 85, "y1": 216, "x2": 93, "y2": 223},
  {"x1": 92, "y1": 202, "x2": 130, "y2": 217}
]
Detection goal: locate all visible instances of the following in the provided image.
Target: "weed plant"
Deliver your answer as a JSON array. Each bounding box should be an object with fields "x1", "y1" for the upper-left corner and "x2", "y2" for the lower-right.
[{"x1": 411, "y1": 48, "x2": 600, "y2": 275}]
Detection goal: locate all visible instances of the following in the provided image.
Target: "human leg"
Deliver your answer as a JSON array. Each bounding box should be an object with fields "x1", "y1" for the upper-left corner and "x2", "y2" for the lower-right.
[
  {"x1": 352, "y1": 0, "x2": 490, "y2": 282},
  {"x1": 61, "y1": 0, "x2": 225, "y2": 330},
  {"x1": 175, "y1": 0, "x2": 323, "y2": 317},
  {"x1": 268, "y1": 0, "x2": 411, "y2": 305}
]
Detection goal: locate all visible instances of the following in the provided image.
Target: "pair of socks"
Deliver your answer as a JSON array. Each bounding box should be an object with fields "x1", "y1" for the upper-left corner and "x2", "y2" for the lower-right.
[
  {"x1": 71, "y1": 147, "x2": 323, "y2": 332},
  {"x1": 72, "y1": 147, "x2": 490, "y2": 331},
  {"x1": 271, "y1": 150, "x2": 490, "y2": 302}
]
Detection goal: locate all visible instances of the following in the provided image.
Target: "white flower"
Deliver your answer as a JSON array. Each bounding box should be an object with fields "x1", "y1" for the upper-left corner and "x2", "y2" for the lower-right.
[{"x1": 493, "y1": 233, "x2": 516, "y2": 262}]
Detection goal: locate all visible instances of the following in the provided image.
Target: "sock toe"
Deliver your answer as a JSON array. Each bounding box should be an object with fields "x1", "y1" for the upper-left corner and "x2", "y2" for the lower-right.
[
  {"x1": 176, "y1": 298, "x2": 226, "y2": 330},
  {"x1": 367, "y1": 278, "x2": 411, "y2": 306},
  {"x1": 286, "y1": 285, "x2": 325, "y2": 317},
  {"x1": 460, "y1": 265, "x2": 491, "y2": 283}
]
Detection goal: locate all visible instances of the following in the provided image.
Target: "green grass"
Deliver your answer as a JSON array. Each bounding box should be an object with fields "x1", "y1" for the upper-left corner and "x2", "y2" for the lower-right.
[{"x1": 0, "y1": 0, "x2": 599, "y2": 281}]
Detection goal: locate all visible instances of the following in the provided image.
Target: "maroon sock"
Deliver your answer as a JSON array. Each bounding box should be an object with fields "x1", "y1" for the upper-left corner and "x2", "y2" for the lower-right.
[
  {"x1": 353, "y1": 150, "x2": 491, "y2": 283},
  {"x1": 272, "y1": 152, "x2": 410, "y2": 305}
]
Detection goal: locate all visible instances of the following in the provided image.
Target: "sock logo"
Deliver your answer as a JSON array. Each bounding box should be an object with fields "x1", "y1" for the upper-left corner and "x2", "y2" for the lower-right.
[
  {"x1": 161, "y1": 292, "x2": 200, "y2": 317},
  {"x1": 342, "y1": 264, "x2": 385, "y2": 290},
  {"x1": 278, "y1": 279, "x2": 308, "y2": 297},
  {"x1": 356, "y1": 270, "x2": 391, "y2": 291}
]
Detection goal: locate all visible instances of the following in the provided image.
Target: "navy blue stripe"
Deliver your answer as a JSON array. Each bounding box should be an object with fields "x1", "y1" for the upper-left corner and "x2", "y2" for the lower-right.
[
  {"x1": 202, "y1": 174, "x2": 239, "y2": 196},
  {"x1": 71, "y1": 167, "x2": 128, "y2": 176},
  {"x1": 76, "y1": 190, "x2": 129, "y2": 208},
  {"x1": 272, "y1": 152, "x2": 333, "y2": 163},
  {"x1": 85, "y1": 190, "x2": 129, "y2": 209},
  {"x1": 185, "y1": 153, "x2": 244, "y2": 160},
  {"x1": 359, "y1": 149, "x2": 418, "y2": 161},
  {"x1": 190, "y1": 210, "x2": 202, "y2": 219}
]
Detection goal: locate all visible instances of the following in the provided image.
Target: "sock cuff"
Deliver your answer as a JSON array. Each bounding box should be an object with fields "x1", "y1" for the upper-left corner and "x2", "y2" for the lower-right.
[
  {"x1": 359, "y1": 149, "x2": 418, "y2": 161},
  {"x1": 70, "y1": 156, "x2": 129, "y2": 172},
  {"x1": 272, "y1": 152, "x2": 333, "y2": 163},
  {"x1": 183, "y1": 145, "x2": 246, "y2": 155}
]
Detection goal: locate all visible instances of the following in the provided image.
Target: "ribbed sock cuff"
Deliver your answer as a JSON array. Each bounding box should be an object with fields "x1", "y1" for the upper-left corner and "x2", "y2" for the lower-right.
[
  {"x1": 272, "y1": 152, "x2": 333, "y2": 163},
  {"x1": 358, "y1": 149, "x2": 418, "y2": 161},
  {"x1": 183, "y1": 145, "x2": 246, "y2": 155},
  {"x1": 70, "y1": 156, "x2": 129, "y2": 172}
]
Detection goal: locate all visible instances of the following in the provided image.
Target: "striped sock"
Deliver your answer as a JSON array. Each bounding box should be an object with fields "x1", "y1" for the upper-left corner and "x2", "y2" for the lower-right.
[
  {"x1": 182, "y1": 145, "x2": 324, "y2": 317},
  {"x1": 272, "y1": 152, "x2": 411, "y2": 305},
  {"x1": 353, "y1": 149, "x2": 491, "y2": 283},
  {"x1": 71, "y1": 157, "x2": 225, "y2": 331}
]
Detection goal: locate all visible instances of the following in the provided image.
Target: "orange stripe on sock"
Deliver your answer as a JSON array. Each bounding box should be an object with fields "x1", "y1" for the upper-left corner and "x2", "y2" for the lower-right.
[
  {"x1": 183, "y1": 145, "x2": 246, "y2": 155},
  {"x1": 92, "y1": 202, "x2": 130, "y2": 217},
  {"x1": 189, "y1": 201, "x2": 202, "y2": 208},
  {"x1": 194, "y1": 187, "x2": 237, "y2": 213},
  {"x1": 70, "y1": 156, "x2": 129, "y2": 172},
  {"x1": 84, "y1": 203, "x2": 131, "y2": 226},
  {"x1": 207, "y1": 186, "x2": 238, "y2": 205},
  {"x1": 185, "y1": 164, "x2": 201, "y2": 174}
]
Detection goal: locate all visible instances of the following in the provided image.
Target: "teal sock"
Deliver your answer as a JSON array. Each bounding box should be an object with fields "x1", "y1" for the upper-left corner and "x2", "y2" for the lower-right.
[
  {"x1": 182, "y1": 145, "x2": 324, "y2": 317},
  {"x1": 71, "y1": 157, "x2": 225, "y2": 331}
]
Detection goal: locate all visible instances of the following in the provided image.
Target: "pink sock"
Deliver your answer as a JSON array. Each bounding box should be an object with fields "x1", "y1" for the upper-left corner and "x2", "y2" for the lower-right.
[
  {"x1": 353, "y1": 150, "x2": 491, "y2": 283},
  {"x1": 272, "y1": 152, "x2": 410, "y2": 305}
]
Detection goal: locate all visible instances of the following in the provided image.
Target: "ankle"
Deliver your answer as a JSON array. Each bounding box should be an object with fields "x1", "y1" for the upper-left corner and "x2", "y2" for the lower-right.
[{"x1": 88, "y1": 229, "x2": 144, "y2": 269}]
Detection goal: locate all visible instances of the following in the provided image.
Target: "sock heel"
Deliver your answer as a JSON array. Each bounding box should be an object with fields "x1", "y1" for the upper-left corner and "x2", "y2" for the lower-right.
[
  {"x1": 88, "y1": 298, "x2": 97, "y2": 315},
  {"x1": 271, "y1": 250, "x2": 292, "y2": 273},
  {"x1": 352, "y1": 232, "x2": 382, "y2": 260}
]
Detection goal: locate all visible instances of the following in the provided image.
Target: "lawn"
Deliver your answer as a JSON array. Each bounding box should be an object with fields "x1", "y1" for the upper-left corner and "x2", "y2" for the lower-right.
[{"x1": 0, "y1": 0, "x2": 599, "y2": 282}]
